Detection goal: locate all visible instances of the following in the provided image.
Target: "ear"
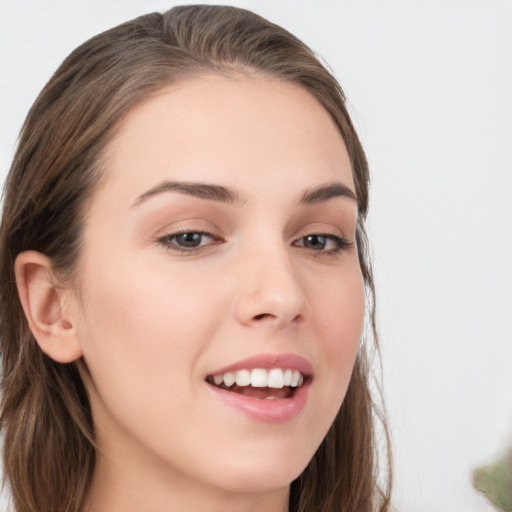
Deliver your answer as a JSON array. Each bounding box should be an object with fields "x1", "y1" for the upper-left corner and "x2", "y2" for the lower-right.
[{"x1": 15, "y1": 251, "x2": 83, "y2": 363}]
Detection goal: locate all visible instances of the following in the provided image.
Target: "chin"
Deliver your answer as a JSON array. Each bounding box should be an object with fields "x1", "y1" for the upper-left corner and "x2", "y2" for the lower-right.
[{"x1": 208, "y1": 450, "x2": 311, "y2": 494}]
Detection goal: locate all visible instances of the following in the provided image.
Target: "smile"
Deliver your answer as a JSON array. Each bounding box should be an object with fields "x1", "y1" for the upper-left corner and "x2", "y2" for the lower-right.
[
  {"x1": 205, "y1": 354, "x2": 313, "y2": 422},
  {"x1": 211, "y1": 368, "x2": 305, "y2": 388},
  {"x1": 206, "y1": 368, "x2": 306, "y2": 399}
]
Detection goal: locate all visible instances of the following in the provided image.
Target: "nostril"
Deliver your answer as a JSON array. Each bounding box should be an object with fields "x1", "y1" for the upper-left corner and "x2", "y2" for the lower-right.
[{"x1": 254, "y1": 313, "x2": 273, "y2": 321}]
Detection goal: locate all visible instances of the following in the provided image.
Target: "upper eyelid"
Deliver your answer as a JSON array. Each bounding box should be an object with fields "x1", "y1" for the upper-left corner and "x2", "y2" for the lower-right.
[
  {"x1": 291, "y1": 227, "x2": 349, "y2": 243},
  {"x1": 156, "y1": 222, "x2": 350, "y2": 238},
  {"x1": 154, "y1": 221, "x2": 221, "y2": 238}
]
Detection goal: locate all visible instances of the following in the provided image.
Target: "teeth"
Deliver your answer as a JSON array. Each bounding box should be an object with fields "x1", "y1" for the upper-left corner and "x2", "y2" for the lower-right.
[
  {"x1": 267, "y1": 368, "x2": 284, "y2": 389},
  {"x1": 211, "y1": 368, "x2": 305, "y2": 389},
  {"x1": 290, "y1": 370, "x2": 300, "y2": 387},
  {"x1": 235, "y1": 369, "x2": 251, "y2": 386},
  {"x1": 251, "y1": 368, "x2": 268, "y2": 387},
  {"x1": 223, "y1": 372, "x2": 235, "y2": 387}
]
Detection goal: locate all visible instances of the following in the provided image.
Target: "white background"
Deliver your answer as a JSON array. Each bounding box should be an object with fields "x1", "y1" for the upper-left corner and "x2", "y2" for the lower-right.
[{"x1": 1, "y1": 1, "x2": 511, "y2": 511}]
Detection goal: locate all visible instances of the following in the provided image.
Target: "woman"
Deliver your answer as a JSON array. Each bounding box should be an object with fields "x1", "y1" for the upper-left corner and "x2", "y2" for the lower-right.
[{"x1": 0, "y1": 5, "x2": 391, "y2": 512}]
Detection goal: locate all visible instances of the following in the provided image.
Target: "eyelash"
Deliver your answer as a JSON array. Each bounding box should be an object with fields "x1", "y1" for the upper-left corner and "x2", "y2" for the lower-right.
[
  {"x1": 157, "y1": 229, "x2": 221, "y2": 254},
  {"x1": 157, "y1": 230, "x2": 353, "y2": 256},
  {"x1": 292, "y1": 233, "x2": 353, "y2": 255}
]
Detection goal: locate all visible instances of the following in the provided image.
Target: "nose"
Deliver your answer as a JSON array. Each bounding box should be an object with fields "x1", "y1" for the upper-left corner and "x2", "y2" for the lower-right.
[{"x1": 234, "y1": 245, "x2": 308, "y2": 329}]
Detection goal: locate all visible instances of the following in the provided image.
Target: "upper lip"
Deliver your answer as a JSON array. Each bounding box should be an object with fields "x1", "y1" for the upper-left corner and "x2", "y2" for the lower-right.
[{"x1": 207, "y1": 353, "x2": 313, "y2": 377}]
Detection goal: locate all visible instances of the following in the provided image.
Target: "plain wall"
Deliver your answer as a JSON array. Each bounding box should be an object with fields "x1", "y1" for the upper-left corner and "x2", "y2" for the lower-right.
[{"x1": 1, "y1": 1, "x2": 511, "y2": 510}]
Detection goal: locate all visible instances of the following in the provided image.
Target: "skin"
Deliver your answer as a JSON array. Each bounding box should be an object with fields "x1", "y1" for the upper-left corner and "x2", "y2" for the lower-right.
[{"x1": 17, "y1": 75, "x2": 365, "y2": 512}]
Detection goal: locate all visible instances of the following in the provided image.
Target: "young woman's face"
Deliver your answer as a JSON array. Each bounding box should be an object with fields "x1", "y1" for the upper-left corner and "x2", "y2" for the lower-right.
[{"x1": 73, "y1": 75, "x2": 364, "y2": 503}]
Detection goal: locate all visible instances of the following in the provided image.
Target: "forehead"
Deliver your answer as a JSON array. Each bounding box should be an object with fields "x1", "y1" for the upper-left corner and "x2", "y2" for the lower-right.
[{"x1": 97, "y1": 74, "x2": 353, "y2": 205}]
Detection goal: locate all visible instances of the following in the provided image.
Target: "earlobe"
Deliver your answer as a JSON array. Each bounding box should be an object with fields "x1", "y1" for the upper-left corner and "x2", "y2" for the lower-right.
[{"x1": 14, "y1": 251, "x2": 83, "y2": 363}]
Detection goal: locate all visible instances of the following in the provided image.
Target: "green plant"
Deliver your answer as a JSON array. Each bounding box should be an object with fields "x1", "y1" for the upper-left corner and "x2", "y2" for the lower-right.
[{"x1": 473, "y1": 455, "x2": 512, "y2": 512}]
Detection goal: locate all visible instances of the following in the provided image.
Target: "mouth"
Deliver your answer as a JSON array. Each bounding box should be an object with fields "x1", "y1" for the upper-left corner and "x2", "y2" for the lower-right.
[
  {"x1": 205, "y1": 353, "x2": 313, "y2": 422},
  {"x1": 206, "y1": 368, "x2": 308, "y2": 400}
]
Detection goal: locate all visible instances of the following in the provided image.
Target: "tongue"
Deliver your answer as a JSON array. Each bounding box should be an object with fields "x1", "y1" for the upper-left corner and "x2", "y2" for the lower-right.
[{"x1": 228, "y1": 384, "x2": 293, "y2": 399}]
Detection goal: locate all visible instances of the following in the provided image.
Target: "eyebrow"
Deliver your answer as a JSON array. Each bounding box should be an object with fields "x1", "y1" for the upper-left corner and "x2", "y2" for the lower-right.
[
  {"x1": 299, "y1": 182, "x2": 357, "y2": 205},
  {"x1": 132, "y1": 179, "x2": 357, "y2": 207},
  {"x1": 133, "y1": 181, "x2": 245, "y2": 207}
]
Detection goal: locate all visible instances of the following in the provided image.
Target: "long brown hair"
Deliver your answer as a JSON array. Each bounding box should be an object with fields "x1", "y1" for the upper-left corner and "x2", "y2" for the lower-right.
[{"x1": 0, "y1": 5, "x2": 392, "y2": 511}]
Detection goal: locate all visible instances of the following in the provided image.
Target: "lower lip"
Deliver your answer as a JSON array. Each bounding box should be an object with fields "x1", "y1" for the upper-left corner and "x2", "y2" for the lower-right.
[{"x1": 206, "y1": 382, "x2": 310, "y2": 423}]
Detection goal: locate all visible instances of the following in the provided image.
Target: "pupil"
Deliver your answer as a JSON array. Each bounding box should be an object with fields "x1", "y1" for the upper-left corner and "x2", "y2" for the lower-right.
[
  {"x1": 305, "y1": 235, "x2": 326, "y2": 249},
  {"x1": 177, "y1": 233, "x2": 201, "y2": 247}
]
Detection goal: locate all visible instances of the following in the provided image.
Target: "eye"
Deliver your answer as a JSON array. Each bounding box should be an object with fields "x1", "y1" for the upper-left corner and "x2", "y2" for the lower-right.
[
  {"x1": 293, "y1": 233, "x2": 351, "y2": 254},
  {"x1": 173, "y1": 232, "x2": 207, "y2": 248},
  {"x1": 158, "y1": 231, "x2": 220, "y2": 253}
]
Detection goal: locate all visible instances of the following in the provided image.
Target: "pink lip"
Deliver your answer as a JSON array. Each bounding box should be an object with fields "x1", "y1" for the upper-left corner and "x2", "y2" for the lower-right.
[
  {"x1": 205, "y1": 353, "x2": 313, "y2": 424},
  {"x1": 207, "y1": 383, "x2": 310, "y2": 423},
  {"x1": 208, "y1": 352, "x2": 313, "y2": 376}
]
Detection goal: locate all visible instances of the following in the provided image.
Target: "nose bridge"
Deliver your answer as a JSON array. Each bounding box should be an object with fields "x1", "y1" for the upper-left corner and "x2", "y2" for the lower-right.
[{"x1": 235, "y1": 234, "x2": 308, "y2": 328}]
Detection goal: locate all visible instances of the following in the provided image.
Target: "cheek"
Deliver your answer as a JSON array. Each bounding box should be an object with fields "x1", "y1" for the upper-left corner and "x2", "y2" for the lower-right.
[
  {"x1": 312, "y1": 267, "x2": 365, "y2": 357},
  {"x1": 75, "y1": 257, "x2": 234, "y2": 461},
  {"x1": 76, "y1": 256, "x2": 226, "y2": 397},
  {"x1": 308, "y1": 265, "x2": 365, "y2": 406}
]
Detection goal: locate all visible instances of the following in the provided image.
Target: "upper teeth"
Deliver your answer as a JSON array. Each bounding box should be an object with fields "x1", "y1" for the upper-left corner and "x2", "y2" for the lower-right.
[{"x1": 212, "y1": 368, "x2": 304, "y2": 389}]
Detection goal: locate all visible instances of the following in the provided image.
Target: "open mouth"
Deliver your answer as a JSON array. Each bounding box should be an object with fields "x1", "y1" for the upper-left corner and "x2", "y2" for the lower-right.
[{"x1": 206, "y1": 368, "x2": 308, "y2": 400}]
